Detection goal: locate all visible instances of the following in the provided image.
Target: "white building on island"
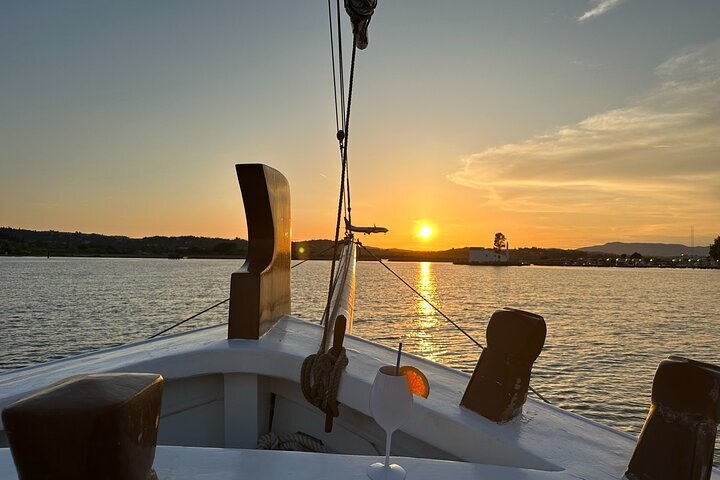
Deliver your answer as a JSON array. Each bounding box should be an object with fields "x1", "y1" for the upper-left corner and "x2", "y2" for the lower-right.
[{"x1": 468, "y1": 247, "x2": 508, "y2": 264}]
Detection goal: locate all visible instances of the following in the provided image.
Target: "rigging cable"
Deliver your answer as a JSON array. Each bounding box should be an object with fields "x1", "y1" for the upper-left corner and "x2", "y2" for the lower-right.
[
  {"x1": 327, "y1": 0, "x2": 341, "y2": 132},
  {"x1": 357, "y1": 241, "x2": 551, "y2": 404},
  {"x1": 291, "y1": 244, "x2": 338, "y2": 270},
  {"x1": 301, "y1": 4, "x2": 368, "y2": 431},
  {"x1": 329, "y1": 0, "x2": 351, "y2": 227},
  {"x1": 321, "y1": 36, "x2": 359, "y2": 337},
  {"x1": 147, "y1": 245, "x2": 337, "y2": 339},
  {"x1": 345, "y1": 142, "x2": 352, "y2": 227},
  {"x1": 336, "y1": 0, "x2": 346, "y2": 129},
  {"x1": 357, "y1": 242, "x2": 484, "y2": 349},
  {"x1": 148, "y1": 298, "x2": 229, "y2": 339}
]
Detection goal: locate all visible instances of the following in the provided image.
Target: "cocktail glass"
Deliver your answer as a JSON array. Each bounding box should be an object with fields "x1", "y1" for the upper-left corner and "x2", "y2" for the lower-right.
[{"x1": 367, "y1": 365, "x2": 413, "y2": 480}]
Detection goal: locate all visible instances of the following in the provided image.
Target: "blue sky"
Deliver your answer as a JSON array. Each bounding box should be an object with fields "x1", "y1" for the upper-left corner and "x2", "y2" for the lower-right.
[{"x1": 1, "y1": 1, "x2": 719, "y2": 248}]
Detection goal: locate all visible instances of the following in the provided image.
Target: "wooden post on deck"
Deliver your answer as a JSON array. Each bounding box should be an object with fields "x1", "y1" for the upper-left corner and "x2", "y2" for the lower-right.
[
  {"x1": 228, "y1": 164, "x2": 291, "y2": 339},
  {"x1": 460, "y1": 308, "x2": 545, "y2": 423},
  {"x1": 2, "y1": 373, "x2": 164, "y2": 480},
  {"x1": 625, "y1": 356, "x2": 720, "y2": 480}
]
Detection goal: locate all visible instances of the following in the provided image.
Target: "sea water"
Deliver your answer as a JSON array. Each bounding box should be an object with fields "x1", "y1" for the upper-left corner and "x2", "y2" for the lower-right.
[{"x1": 1, "y1": 257, "x2": 718, "y2": 464}]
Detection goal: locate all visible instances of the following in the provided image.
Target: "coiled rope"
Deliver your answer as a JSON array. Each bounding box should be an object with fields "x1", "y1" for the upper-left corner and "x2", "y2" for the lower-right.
[
  {"x1": 300, "y1": 346, "x2": 349, "y2": 421},
  {"x1": 257, "y1": 431, "x2": 331, "y2": 453},
  {"x1": 301, "y1": 1, "x2": 370, "y2": 428}
]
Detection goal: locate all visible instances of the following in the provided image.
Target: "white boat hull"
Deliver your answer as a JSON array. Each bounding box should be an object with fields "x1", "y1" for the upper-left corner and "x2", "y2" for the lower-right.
[{"x1": 2, "y1": 316, "x2": 714, "y2": 479}]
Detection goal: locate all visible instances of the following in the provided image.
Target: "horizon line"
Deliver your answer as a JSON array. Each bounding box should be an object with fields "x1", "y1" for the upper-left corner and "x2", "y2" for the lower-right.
[{"x1": 1, "y1": 226, "x2": 713, "y2": 252}]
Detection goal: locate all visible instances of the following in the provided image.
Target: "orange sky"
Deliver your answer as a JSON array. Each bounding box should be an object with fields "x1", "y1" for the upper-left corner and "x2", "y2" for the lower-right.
[{"x1": 2, "y1": 2, "x2": 719, "y2": 250}]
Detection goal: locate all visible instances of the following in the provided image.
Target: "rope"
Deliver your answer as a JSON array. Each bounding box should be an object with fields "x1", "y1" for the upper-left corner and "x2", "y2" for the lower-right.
[
  {"x1": 322, "y1": 164, "x2": 348, "y2": 330},
  {"x1": 336, "y1": 0, "x2": 346, "y2": 128},
  {"x1": 147, "y1": 250, "x2": 328, "y2": 339},
  {"x1": 301, "y1": 347, "x2": 349, "y2": 419},
  {"x1": 321, "y1": 36, "x2": 358, "y2": 334},
  {"x1": 257, "y1": 431, "x2": 332, "y2": 453},
  {"x1": 357, "y1": 242, "x2": 551, "y2": 404},
  {"x1": 327, "y1": 0, "x2": 340, "y2": 132},
  {"x1": 291, "y1": 244, "x2": 337, "y2": 270},
  {"x1": 298, "y1": 15, "x2": 362, "y2": 429},
  {"x1": 342, "y1": 37, "x2": 358, "y2": 176},
  {"x1": 345, "y1": 144, "x2": 352, "y2": 226},
  {"x1": 357, "y1": 242, "x2": 484, "y2": 349},
  {"x1": 148, "y1": 298, "x2": 229, "y2": 339},
  {"x1": 530, "y1": 382, "x2": 549, "y2": 404}
]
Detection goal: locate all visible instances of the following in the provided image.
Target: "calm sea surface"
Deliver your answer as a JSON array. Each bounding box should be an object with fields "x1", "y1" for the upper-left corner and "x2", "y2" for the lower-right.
[{"x1": 1, "y1": 257, "x2": 718, "y2": 464}]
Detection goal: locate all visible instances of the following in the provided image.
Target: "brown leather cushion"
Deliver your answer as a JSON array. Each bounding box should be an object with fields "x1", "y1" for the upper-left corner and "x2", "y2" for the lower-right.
[{"x1": 2, "y1": 373, "x2": 163, "y2": 480}]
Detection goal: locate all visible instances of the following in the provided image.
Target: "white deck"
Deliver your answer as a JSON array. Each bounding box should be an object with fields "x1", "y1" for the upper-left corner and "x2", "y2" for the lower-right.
[
  {"x1": 0, "y1": 446, "x2": 576, "y2": 480},
  {"x1": 0, "y1": 316, "x2": 718, "y2": 480}
]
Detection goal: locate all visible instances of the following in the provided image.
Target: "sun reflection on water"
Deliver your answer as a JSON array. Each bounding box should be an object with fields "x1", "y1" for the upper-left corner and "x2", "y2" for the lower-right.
[
  {"x1": 409, "y1": 262, "x2": 442, "y2": 361},
  {"x1": 416, "y1": 262, "x2": 436, "y2": 321}
]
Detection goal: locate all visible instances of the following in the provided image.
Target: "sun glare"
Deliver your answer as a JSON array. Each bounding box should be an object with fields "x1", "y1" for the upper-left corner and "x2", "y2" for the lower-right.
[{"x1": 418, "y1": 225, "x2": 432, "y2": 240}]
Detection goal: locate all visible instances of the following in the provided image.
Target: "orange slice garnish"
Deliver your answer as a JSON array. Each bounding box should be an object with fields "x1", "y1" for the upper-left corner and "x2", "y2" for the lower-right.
[{"x1": 399, "y1": 365, "x2": 430, "y2": 398}]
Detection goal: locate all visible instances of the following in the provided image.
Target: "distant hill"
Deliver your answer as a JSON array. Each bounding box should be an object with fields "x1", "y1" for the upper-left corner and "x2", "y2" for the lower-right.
[
  {"x1": 9, "y1": 227, "x2": 705, "y2": 263},
  {"x1": 0, "y1": 227, "x2": 248, "y2": 258},
  {"x1": 291, "y1": 239, "x2": 470, "y2": 262},
  {"x1": 579, "y1": 242, "x2": 710, "y2": 257}
]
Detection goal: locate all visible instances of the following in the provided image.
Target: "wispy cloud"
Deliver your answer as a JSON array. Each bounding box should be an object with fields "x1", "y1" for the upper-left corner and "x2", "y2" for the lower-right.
[
  {"x1": 579, "y1": 0, "x2": 625, "y2": 22},
  {"x1": 447, "y1": 41, "x2": 720, "y2": 241}
]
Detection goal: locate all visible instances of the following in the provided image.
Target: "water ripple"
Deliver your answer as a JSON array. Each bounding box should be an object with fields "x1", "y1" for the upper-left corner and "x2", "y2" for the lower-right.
[{"x1": 0, "y1": 258, "x2": 718, "y2": 465}]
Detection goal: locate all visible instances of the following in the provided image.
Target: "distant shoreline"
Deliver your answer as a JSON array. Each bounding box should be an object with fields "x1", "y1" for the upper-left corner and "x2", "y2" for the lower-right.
[
  {"x1": 2, "y1": 227, "x2": 717, "y2": 267},
  {"x1": 3, "y1": 253, "x2": 718, "y2": 269}
]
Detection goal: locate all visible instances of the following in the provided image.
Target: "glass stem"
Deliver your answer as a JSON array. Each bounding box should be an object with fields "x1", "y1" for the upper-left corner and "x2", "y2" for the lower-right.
[{"x1": 384, "y1": 430, "x2": 392, "y2": 467}]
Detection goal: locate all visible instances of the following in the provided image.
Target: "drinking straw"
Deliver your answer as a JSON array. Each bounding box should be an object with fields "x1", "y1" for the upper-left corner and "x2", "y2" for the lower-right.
[{"x1": 395, "y1": 342, "x2": 403, "y2": 375}]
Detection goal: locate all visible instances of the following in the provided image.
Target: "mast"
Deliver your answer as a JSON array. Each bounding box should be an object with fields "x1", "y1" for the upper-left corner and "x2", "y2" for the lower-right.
[
  {"x1": 320, "y1": 237, "x2": 357, "y2": 352},
  {"x1": 300, "y1": 0, "x2": 379, "y2": 433}
]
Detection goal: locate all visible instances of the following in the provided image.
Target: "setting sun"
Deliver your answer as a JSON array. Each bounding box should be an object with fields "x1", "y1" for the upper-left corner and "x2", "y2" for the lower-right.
[{"x1": 417, "y1": 225, "x2": 432, "y2": 240}]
